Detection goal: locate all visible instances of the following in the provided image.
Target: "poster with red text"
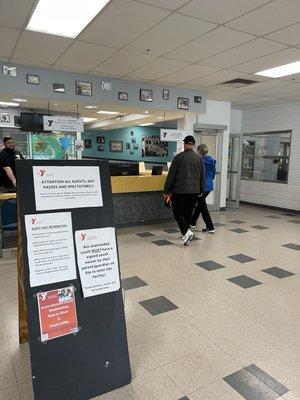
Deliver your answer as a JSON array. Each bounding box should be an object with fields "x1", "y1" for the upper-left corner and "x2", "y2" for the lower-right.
[{"x1": 37, "y1": 286, "x2": 78, "y2": 342}]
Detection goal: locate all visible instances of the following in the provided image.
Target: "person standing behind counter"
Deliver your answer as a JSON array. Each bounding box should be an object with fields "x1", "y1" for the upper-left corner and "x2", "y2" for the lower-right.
[
  {"x1": 0, "y1": 135, "x2": 24, "y2": 191},
  {"x1": 164, "y1": 135, "x2": 205, "y2": 246}
]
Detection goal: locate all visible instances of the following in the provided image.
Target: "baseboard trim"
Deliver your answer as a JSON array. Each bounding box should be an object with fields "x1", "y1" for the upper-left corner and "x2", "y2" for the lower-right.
[{"x1": 240, "y1": 201, "x2": 299, "y2": 214}]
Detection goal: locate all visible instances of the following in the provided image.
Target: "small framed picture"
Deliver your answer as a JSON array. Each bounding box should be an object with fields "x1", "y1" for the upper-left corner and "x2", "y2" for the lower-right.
[
  {"x1": 131, "y1": 137, "x2": 137, "y2": 144},
  {"x1": 27, "y1": 74, "x2": 39, "y2": 85},
  {"x1": 0, "y1": 112, "x2": 10, "y2": 123},
  {"x1": 126, "y1": 142, "x2": 131, "y2": 150},
  {"x1": 84, "y1": 139, "x2": 92, "y2": 148},
  {"x1": 118, "y1": 92, "x2": 128, "y2": 101},
  {"x1": 110, "y1": 141, "x2": 123, "y2": 152},
  {"x1": 162, "y1": 89, "x2": 169, "y2": 100},
  {"x1": 96, "y1": 136, "x2": 105, "y2": 144},
  {"x1": 133, "y1": 144, "x2": 139, "y2": 150},
  {"x1": 177, "y1": 97, "x2": 189, "y2": 110},
  {"x1": 131, "y1": 131, "x2": 134, "y2": 137},
  {"x1": 75, "y1": 81, "x2": 92, "y2": 96},
  {"x1": 53, "y1": 83, "x2": 65, "y2": 93},
  {"x1": 130, "y1": 149, "x2": 134, "y2": 154},
  {"x1": 98, "y1": 145, "x2": 104, "y2": 151},
  {"x1": 140, "y1": 88, "x2": 153, "y2": 102},
  {"x1": 194, "y1": 96, "x2": 202, "y2": 104},
  {"x1": 2, "y1": 66, "x2": 17, "y2": 77}
]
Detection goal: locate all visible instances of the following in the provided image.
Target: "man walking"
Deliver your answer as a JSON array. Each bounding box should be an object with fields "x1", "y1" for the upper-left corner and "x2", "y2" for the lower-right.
[
  {"x1": 164, "y1": 135, "x2": 204, "y2": 245},
  {"x1": 0, "y1": 135, "x2": 24, "y2": 191}
]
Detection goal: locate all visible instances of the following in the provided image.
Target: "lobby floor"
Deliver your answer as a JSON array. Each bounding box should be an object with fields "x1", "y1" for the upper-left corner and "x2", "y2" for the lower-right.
[{"x1": 0, "y1": 205, "x2": 299, "y2": 400}]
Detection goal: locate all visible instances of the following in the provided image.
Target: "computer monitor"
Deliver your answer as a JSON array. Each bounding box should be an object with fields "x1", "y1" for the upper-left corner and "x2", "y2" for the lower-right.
[
  {"x1": 151, "y1": 165, "x2": 163, "y2": 175},
  {"x1": 118, "y1": 162, "x2": 139, "y2": 176}
]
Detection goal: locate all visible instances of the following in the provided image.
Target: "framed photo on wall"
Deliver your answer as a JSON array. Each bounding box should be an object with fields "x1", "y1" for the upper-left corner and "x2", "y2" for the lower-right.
[
  {"x1": 110, "y1": 141, "x2": 123, "y2": 152},
  {"x1": 162, "y1": 89, "x2": 169, "y2": 100},
  {"x1": 75, "y1": 81, "x2": 92, "y2": 96},
  {"x1": 118, "y1": 92, "x2": 128, "y2": 101},
  {"x1": 96, "y1": 136, "x2": 105, "y2": 144},
  {"x1": 2, "y1": 66, "x2": 17, "y2": 77},
  {"x1": 98, "y1": 145, "x2": 104, "y2": 151},
  {"x1": 194, "y1": 96, "x2": 202, "y2": 104},
  {"x1": 140, "y1": 89, "x2": 153, "y2": 102},
  {"x1": 84, "y1": 139, "x2": 92, "y2": 148},
  {"x1": 0, "y1": 112, "x2": 10, "y2": 123},
  {"x1": 27, "y1": 74, "x2": 39, "y2": 85},
  {"x1": 53, "y1": 83, "x2": 65, "y2": 93},
  {"x1": 126, "y1": 142, "x2": 131, "y2": 150},
  {"x1": 177, "y1": 97, "x2": 189, "y2": 110}
]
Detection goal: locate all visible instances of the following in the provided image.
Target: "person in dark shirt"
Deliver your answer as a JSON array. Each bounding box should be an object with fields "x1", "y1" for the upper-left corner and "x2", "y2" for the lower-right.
[{"x1": 0, "y1": 135, "x2": 24, "y2": 190}]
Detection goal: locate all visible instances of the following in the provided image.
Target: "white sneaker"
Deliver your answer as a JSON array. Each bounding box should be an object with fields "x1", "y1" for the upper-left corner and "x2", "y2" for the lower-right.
[{"x1": 182, "y1": 229, "x2": 194, "y2": 245}]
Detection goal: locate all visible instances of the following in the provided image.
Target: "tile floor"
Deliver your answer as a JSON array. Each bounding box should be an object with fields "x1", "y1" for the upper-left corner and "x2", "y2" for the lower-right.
[{"x1": 0, "y1": 205, "x2": 299, "y2": 400}]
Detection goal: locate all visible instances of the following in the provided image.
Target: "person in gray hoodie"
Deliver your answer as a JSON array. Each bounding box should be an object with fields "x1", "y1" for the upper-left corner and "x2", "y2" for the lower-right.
[{"x1": 164, "y1": 135, "x2": 205, "y2": 245}]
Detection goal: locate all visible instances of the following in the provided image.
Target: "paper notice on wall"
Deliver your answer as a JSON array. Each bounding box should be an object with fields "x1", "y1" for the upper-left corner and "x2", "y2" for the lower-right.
[
  {"x1": 25, "y1": 212, "x2": 77, "y2": 287},
  {"x1": 32, "y1": 166, "x2": 103, "y2": 211},
  {"x1": 37, "y1": 286, "x2": 79, "y2": 342},
  {"x1": 75, "y1": 227, "x2": 120, "y2": 298}
]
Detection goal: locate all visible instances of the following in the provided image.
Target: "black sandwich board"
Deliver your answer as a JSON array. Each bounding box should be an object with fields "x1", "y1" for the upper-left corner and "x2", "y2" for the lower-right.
[{"x1": 16, "y1": 159, "x2": 131, "y2": 400}]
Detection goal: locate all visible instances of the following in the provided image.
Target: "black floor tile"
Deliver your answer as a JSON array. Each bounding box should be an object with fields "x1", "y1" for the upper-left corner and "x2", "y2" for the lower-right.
[
  {"x1": 230, "y1": 228, "x2": 249, "y2": 233},
  {"x1": 163, "y1": 228, "x2": 180, "y2": 234},
  {"x1": 152, "y1": 239, "x2": 173, "y2": 246},
  {"x1": 139, "y1": 296, "x2": 178, "y2": 316},
  {"x1": 228, "y1": 254, "x2": 256, "y2": 263},
  {"x1": 245, "y1": 364, "x2": 289, "y2": 396},
  {"x1": 282, "y1": 243, "x2": 300, "y2": 251},
  {"x1": 214, "y1": 222, "x2": 226, "y2": 227},
  {"x1": 266, "y1": 215, "x2": 281, "y2": 219},
  {"x1": 262, "y1": 267, "x2": 295, "y2": 279},
  {"x1": 229, "y1": 220, "x2": 246, "y2": 224},
  {"x1": 121, "y1": 276, "x2": 148, "y2": 290},
  {"x1": 224, "y1": 368, "x2": 279, "y2": 400},
  {"x1": 227, "y1": 275, "x2": 262, "y2": 289},
  {"x1": 287, "y1": 220, "x2": 300, "y2": 224},
  {"x1": 251, "y1": 225, "x2": 269, "y2": 230},
  {"x1": 136, "y1": 232, "x2": 155, "y2": 238},
  {"x1": 196, "y1": 260, "x2": 226, "y2": 271}
]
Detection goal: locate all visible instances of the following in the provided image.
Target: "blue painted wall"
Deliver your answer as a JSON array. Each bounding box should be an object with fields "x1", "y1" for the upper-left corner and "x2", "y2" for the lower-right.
[{"x1": 83, "y1": 126, "x2": 176, "y2": 163}]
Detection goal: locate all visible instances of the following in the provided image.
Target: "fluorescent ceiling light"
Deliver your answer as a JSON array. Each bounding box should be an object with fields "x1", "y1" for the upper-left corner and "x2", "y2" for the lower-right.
[
  {"x1": 83, "y1": 117, "x2": 97, "y2": 123},
  {"x1": 139, "y1": 123, "x2": 155, "y2": 126},
  {"x1": 0, "y1": 101, "x2": 20, "y2": 107},
  {"x1": 84, "y1": 105, "x2": 97, "y2": 109},
  {"x1": 26, "y1": 0, "x2": 111, "y2": 38},
  {"x1": 142, "y1": 110, "x2": 150, "y2": 114},
  {"x1": 97, "y1": 110, "x2": 119, "y2": 115},
  {"x1": 255, "y1": 60, "x2": 300, "y2": 78},
  {"x1": 12, "y1": 98, "x2": 28, "y2": 102}
]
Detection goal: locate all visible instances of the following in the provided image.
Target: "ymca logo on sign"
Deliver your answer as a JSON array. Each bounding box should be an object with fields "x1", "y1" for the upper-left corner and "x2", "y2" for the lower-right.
[
  {"x1": 31, "y1": 218, "x2": 37, "y2": 225},
  {"x1": 80, "y1": 233, "x2": 87, "y2": 241},
  {"x1": 38, "y1": 169, "x2": 46, "y2": 177}
]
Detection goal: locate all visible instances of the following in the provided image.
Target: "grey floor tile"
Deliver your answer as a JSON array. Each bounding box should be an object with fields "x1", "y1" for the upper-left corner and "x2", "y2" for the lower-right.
[
  {"x1": 229, "y1": 220, "x2": 246, "y2": 224},
  {"x1": 163, "y1": 228, "x2": 180, "y2": 234},
  {"x1": 282, "y1": 213, "x2": 297, "y2": 217},
  {"x1": 245, "y1": 364, "x2": 289, "y2": 396},
  {"x1": 224, "y1": 368, "x2": 279, "y2": 400},
  {"x1": 228, "y1": 253, "x2": 256, "y2": 263},
  {"x1": 121, "y1": 276, "x2": 148, "y2": 290},
  {"x1": 262, "y1": 267, "x2": 295, "y2": 279},
  {"x1": 191, "y1": 236, "x2": 201, "y2": 241},
  {"x1": 139, "y1": 296, "x2": 178, "y2": 316},
  {"x1": 251, "y1": 225, "x2": 269, "y2": 230},
  {"x1": 196, "y1": 260, "x2": 226, "y2": 271},
  {"x1": 227, "y1": 275, "x2": 263, "y2": 289},
  {"x1": 214, "y1": 222, "x2": 226, "y2": 227},
  {"x1": 266, "y1": 215, "x2": 281, "y2": 219},
  {"x1": 136, "y1": 232, "x2": 155, "y2": 238},
  {"x1": 230, "y1": 228, "x2": 249, "y2": 234},
  {"x1": 282, "y1": 243, "x2": 300, "y2": 251},
  {"x1": 287, "y1": 220, "x2": 300, "y2": 224},
  {"x1": 152, "y1": 239, "x2": 173, "y2": 246}
]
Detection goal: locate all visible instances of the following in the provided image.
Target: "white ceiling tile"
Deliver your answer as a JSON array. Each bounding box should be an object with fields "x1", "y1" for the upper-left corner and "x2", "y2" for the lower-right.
[
  {"x1": 166, "y1": 27, "x2": 255, "y2": 62},
  {"x1": 134, "y1": 0, "x2": 191, "y2": 10},
  {"x1": 0, "y1": 0, "x2": 34, "y2": 28},
  {"x1": 92, "y1": 49, "x2": 156, "y2": 76},
  {"x1": 187, "y1": 69, "x2": 247, "y2": 85},
  {"x1": 124, "y1": 57, "x2": 190, "y2": 80},
  {"x1": 231, "y1": 48, "x2": 300, "y2": 74},
  {"x1": 180, "y1": 0, "x2": 270, "y2": 24},
  {"x1": 266, "y1": 23, "x2": 300, "y2": 46},
  {"x1": 126, "y1": 13, "x2": 216, "y2": 56},
  {"x1": 227, "y1": 0, "x2": 300, "y2": 35},
  {"x1": 201, "y1": 39, "x2": 287, "y2": 68},
  {"x1": 79, "y1": 0, "x2": 170, "y2": 48},
  {"x1": 12, "y1": 31, "x2": 72, "y2": 64},
  {"x1": 152, "y1": 64, "x2": 220, "y2": 84},
  {"x1": 253, "y1": 83, "x2": 300, "y2": 97},
  {"x1": 11, "y1": 58, "x2": 51, "y2": 68},
  {"x1": 0, "y1": 27, "x2": 20, "y2": 58},
  {"x1": 51, "y1": 65, "x2": 92, "y2": 74},
  {"x1": 54, "y1": 41, "x2": 117, "y2": 71},
  {"x1": 234, "y1": 79, "x2": 289, "y2": 94}
]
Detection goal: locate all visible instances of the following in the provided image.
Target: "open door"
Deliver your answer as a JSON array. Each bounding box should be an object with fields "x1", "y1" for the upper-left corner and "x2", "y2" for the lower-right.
[{"x1": 227, "y1": 134, "x2": 242, "y2": 208}]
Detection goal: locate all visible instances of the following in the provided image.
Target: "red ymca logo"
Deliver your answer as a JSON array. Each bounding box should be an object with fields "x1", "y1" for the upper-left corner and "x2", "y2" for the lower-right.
[
  {"x1": 38, "y1": 169, "x2": 46, "y2": 176},
  {"x1": 31, "y1": 218, "x2": 37, "y2": 224},
  {"x1": 80, "y1": 233, "x2": 86, "y2": 241}
]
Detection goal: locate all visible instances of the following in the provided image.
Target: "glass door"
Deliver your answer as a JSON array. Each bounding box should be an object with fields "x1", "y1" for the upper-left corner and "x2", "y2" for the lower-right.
[{"x1": 227, "y1": 135, "x2": 242, "y2": 208}]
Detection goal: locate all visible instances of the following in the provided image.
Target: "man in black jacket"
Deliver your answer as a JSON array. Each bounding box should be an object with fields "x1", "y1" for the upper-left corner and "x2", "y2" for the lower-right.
[
  {"x1": 164, "y1": 135, "x2": 204, "y2": 245},
  {"x1": 0, "y1": 135, "x2": 24, "y2": 191}
]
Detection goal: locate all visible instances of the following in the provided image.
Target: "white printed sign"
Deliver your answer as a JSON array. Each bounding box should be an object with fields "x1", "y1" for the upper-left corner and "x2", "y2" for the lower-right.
[
  {"x1": 33, "y1": 166, "x2": 103, "y2": 211},
  {"x1": 25, "y1": 212, "x2": 77, "y2": 287},
  {"x1": 160, "y1": 129, "x2": 189, "y2": 142},
  {"x1": 43, "y1": 116, "x2": 84, "y2": 133},
  {"x1": 75, "y1": 227, "x2": 120, "y2": 298}
]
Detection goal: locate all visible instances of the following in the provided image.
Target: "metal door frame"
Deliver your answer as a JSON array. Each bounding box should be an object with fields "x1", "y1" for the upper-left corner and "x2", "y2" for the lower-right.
[{"x1": 227, "y1": 134, "x2": 242, "y2": 208}]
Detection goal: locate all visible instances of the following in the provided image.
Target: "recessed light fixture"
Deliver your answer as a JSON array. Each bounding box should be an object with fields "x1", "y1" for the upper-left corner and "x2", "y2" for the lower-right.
[
  {"x1": 83, "y1": 117, "x2": 97, "y2": 123},
  {"x1": 26, "y1": 0, "x2": 111, "y2": 38},
  {"x1": 97, "y1": 110, "x2": 119, "y2": 115},
  {"x1": 139, "y1": 123, "x2": 155, "y2": 126},
  {"x1": 84, "y1": 105, "x2": 97, "y2": 109},
  {"x1": 143, "y1": 110, "x2": 150, "y2": 114},
  {"x1": 0, "y1": 101, "x2": 20, "y2": 107},
  {"x1": 255, "y1": 60, "x2": 300, "y2": 78},
  {"x1": 12, "y1": 98, "x2": 28, "y2": 102}
]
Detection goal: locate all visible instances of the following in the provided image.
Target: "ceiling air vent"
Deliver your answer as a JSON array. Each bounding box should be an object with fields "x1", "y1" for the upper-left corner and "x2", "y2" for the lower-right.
[{"x1": 221, "y1": 78, "x2": 258, "y2": 88}]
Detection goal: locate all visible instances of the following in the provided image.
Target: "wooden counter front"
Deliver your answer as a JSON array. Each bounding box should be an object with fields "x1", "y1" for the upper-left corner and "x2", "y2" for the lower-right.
[{"x1": 111, "y1": 172, "x2": 167, "y2": 194}]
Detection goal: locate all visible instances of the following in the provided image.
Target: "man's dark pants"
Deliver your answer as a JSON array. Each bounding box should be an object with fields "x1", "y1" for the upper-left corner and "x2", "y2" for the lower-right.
[
  {"x1": 191, "y1": 191, "x2": 214, "y2": 230},
  {"x1": 171, "y1": 193, "x2": 198, "y2": 236}
]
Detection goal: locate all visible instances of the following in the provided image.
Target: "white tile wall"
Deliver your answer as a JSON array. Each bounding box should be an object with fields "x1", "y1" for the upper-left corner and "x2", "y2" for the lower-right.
[{"x1": 240, "y1": 101, "x2": 300, "y2": 211}]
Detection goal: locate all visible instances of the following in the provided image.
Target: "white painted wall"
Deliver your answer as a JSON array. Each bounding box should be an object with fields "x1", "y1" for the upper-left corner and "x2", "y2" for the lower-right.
[
  {"x1": 240, "y1": 101, "x2": 300, "y2": 211},
  {"x1": 230, "y1": 109, "x2": 242, "y2": 134}
]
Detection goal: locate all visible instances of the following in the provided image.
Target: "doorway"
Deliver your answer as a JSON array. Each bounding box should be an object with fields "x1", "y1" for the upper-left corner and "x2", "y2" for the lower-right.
[{"x1": 227, "y1": 134, "x2": 242, "y2": 208}]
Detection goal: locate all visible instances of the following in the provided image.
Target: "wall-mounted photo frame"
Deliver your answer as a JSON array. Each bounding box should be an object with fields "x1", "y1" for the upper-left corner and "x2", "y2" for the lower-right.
[
  {"x1": 133, "y1": 144, "x2": 139, "y2": 150},
  {"x1": 140, "y1": 88, "x2": 153, "y2": 102},
  {"x1": 194, "y1": 96, "x2": 202, "y2": 104},
  {"x1": 2, "y1": 66, "x2": 17, "y2": 77},
  {"x1": 177, "y1": 97, "x2": 189, "y2": 110},
  {"x1": 75, "y1": 81, "x2": 92, "y2": 96},
  {"x1": 162, "y1": 89, "x2": 169, "y2": 100},
  {"x1": 110, "y1": 141, "x2": 123, "y2": 152},
  {"x1": 27, "y1": 74, "x2": 39, "y2": 85},
  {"x1": 98, "y1": 145, "x2": 104, "y2": 151},
  {"x1": 131, "y1": 131, "x2": 134, "y2": 137},
  {"x1": 53, "y1": 83, "x2": 65, "y2": 93},
  {"x1": 125, "y1": 142, "x2": 131, "y2": 150},
  {"x1": 96, "y1": 136, "x2": 105, "y2": 144},
  {"x1": 0, "y1": 112, "x2": 10, "y2": 123},
  {"x1": 84, "y1": 139, "x2": 92, "y2": 148},
  {"x1": 118, "y1": 92, "x2": 128, "y2": 101},
  {"x1": 131, "y1": 137, "x2": 137, "y2": 144}
]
